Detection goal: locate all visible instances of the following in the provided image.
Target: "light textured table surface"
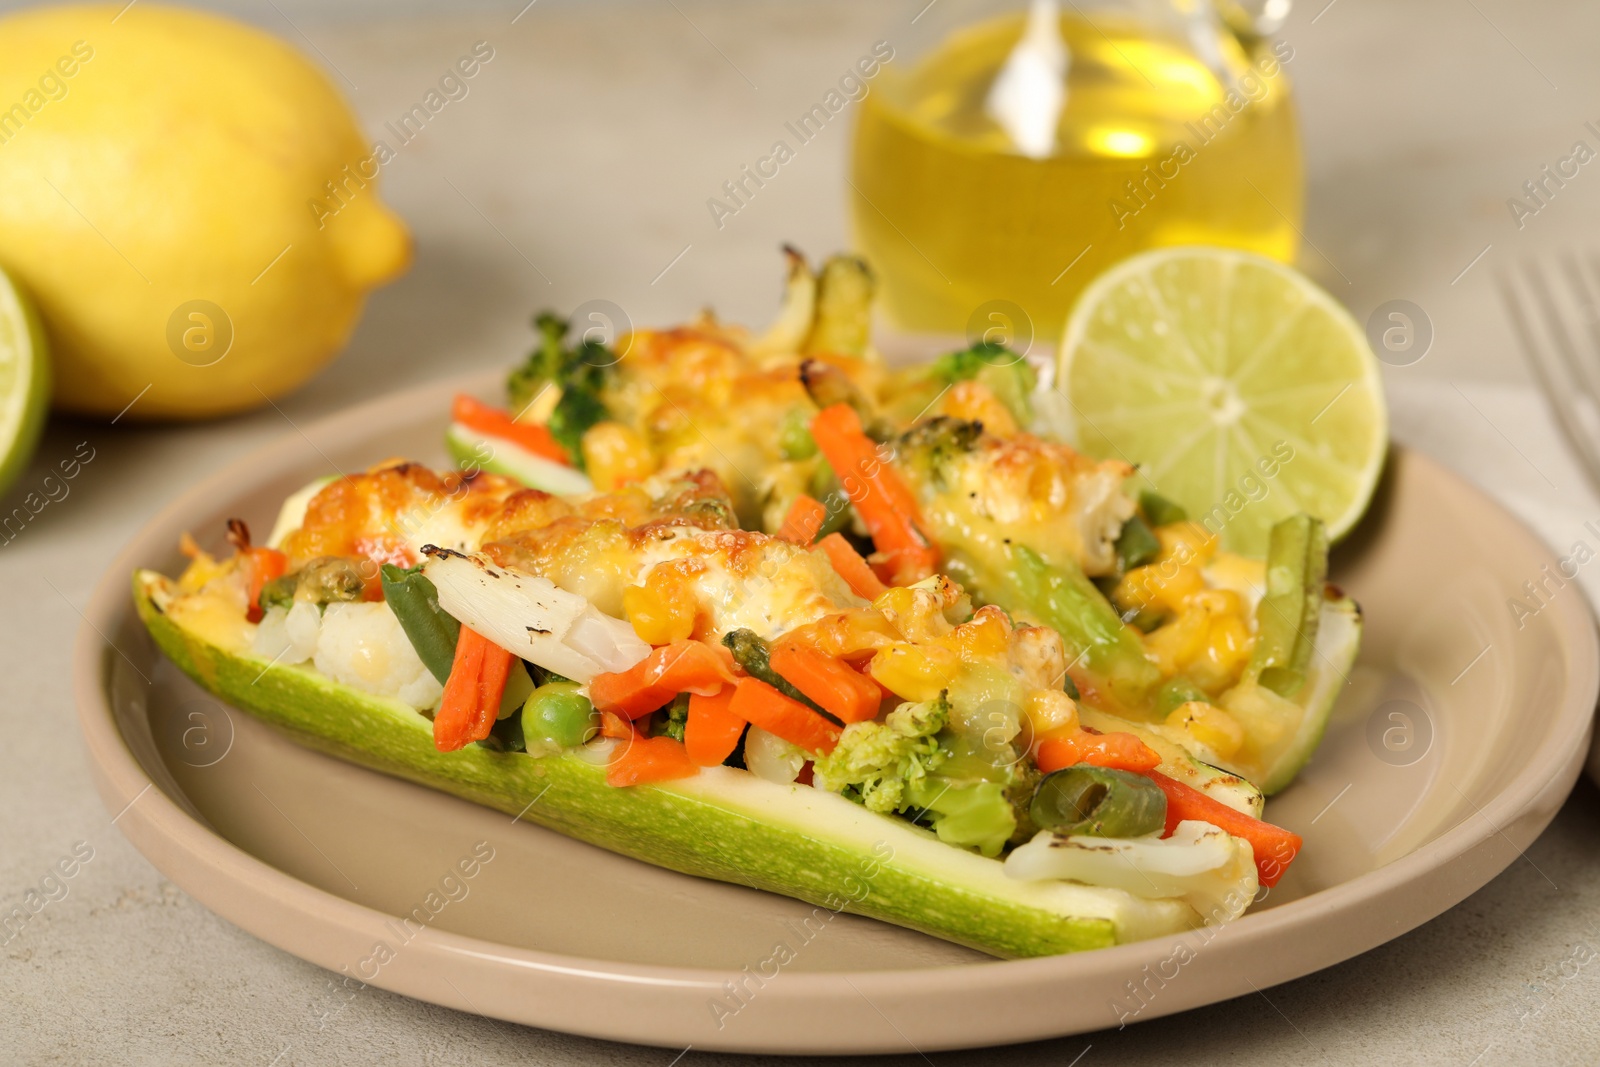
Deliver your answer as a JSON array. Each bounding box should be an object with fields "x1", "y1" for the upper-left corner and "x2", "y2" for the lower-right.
[{"x1": 5, "y1": 0, "x2": 1600, "y2": 1063}]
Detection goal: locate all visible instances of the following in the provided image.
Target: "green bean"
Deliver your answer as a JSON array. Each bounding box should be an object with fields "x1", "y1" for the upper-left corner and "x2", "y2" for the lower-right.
[
  {"x1": 721, "y1": 629, "x2": 829, "y2": 715},
  {"x1": 1031, "y1": 766, "x2": 1166, "y2": 838},
  {"x1": 1247, "y1": 514, "x2": 1328, "y2": 698},
  {"x1": 379, "y1": 563, "x2": 460, "y2": 685},
  {"x1": 1157, "y1": 677, "x2": 1209, "y2": 716},
  {"x1": 521, "y1": 682, "x2": 599, "y2": 749},
  {"x1": 1113, "y1": 515, "x2": 1161, "y2": 572},
  {"x1": 804, "y1": 254, "x2": 875, "y2": 357},
  {"x1": 1000, "y1": 546, "x2": 1161, "y2": 708},
  {"x1": 1138, "y1": 490, "x2": 1188, "y2": 527}
]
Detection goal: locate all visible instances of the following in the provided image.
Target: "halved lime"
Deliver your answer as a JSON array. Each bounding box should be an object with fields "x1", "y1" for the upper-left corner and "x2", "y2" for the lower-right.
[
  {"x1": 1058, "y1": 247, "x2": 1387, "y2": 556},
  {"x1": 0, "y1": 266, "x2": 50, "y2": 499}
]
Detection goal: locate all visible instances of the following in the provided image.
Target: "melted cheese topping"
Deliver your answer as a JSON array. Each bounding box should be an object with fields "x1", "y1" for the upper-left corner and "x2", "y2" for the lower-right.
[
  {"x1": 910, "y1": 432, "x2": 1135, "y2": 579},
  {"x1": 275, "y1": 462, "x2": 858, "y2": 642},
  {"x1": 489, "y1": 523, "x2": 863, "y2": 640}
]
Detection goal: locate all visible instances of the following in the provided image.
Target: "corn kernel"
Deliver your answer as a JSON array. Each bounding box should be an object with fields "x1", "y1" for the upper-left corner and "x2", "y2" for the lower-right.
[
  {"x1": 1023, "y1": 688, "x2": 1079, "y2": 739},
  {"x1": 623, "y1": 564, "x2": 698, "y2": 645},
  {"x1": 949, "y1": 605, "x2": 1012, "y2": 660},
  {"x1": 869, "y1": 642, "x2": 960, "y2": 703},
  {"x1": 1157, "y1": 522, "x2": 1219, "y2": 567},
  {"x1": 872, "y1": 583, "x2": 956, "y2": 643},
  {"x1": 1115, "y1": 560, "x2": 1204, "y2": 615},
  {"x1": 1143, "y1": 608, "x2": 1207, "y2": 676},
  {"x1": 1166, "y1": 700, "x2": 1245, "y2": 759},
  {"x1": 582, "y1": 421, "x2": 655, "y2": 491},
  {"x1": 788, "y1": 608, "x2": 899, "y2": 660},
  {"x1": 177, "y1": 551, "x2": 231, "y2": 596}
]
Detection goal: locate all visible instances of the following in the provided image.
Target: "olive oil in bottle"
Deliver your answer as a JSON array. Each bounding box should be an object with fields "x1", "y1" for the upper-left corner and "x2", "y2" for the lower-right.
[{"x1": 850, "y1": 7, "x2": 1302, "y2": 335}]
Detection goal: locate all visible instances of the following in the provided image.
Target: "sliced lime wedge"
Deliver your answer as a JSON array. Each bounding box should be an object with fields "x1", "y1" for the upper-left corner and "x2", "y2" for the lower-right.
[
  {"x1": 0, "y1": 266, "x2": 50, "y2": 499},
  {"x1": 1058, "y1": 247, "x2": 1387, "y2": 556}
]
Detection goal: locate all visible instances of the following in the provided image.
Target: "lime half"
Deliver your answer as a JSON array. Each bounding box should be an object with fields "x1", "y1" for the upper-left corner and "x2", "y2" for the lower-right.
[
  {"x1": 1058, "y1": 247, "x2": 1386, "y2": 556},
  {"x1": 0, "y1": 266, "x2": 50, "y2": 499}
]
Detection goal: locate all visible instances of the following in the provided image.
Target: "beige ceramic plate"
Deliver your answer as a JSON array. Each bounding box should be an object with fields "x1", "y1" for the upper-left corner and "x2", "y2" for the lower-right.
[{"x1": 74, "y1": 372, "x2": 1598, "y2": 1055}]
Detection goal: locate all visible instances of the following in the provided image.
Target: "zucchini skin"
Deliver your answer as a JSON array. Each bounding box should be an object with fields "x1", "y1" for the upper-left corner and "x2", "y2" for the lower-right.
[{"x1": 134, "y1": 571, "x2": 1191, "y2": 959}]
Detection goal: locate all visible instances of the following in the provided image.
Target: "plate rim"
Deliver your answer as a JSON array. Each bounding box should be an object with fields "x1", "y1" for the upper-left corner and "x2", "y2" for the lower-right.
[{"x1": 73, "y1": 370, "x2": 1600, "y2": 1053}]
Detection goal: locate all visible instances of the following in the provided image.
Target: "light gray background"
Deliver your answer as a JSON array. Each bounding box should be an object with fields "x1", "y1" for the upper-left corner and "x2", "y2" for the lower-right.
[{"x1": 4, "y1": 0, "x2": 1600, "y2": 1063}]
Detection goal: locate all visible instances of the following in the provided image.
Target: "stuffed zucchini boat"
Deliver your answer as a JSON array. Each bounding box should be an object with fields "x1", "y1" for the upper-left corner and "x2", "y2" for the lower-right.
[{"x1": 136, "y1": 446, "x2": 1358, "y2": 957}]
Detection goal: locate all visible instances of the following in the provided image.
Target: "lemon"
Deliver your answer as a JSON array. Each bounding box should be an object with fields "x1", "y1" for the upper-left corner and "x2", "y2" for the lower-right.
[
  {"x1": 0, "y1": 4, "x2": 411, "y2": 420},
  {"x1": 0, "y1": 265, "x2": 50, "y2": 497},
  {"x1": 1058, "y1": 247, "x2": 1387, "y2": 556}
]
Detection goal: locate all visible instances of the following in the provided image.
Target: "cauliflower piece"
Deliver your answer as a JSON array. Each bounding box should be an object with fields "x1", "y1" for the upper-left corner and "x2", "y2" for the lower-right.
[{"x1": 313, "y1": 602, "x2": 443, "y2": 710}]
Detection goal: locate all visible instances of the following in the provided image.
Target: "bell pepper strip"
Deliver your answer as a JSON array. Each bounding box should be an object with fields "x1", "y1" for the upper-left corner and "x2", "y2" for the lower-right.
[
  {"x1": 817, "y1": 533, "x2": 889, "y2": 601},
  {"x1": 244, "y1": 547, "x2": 288, "y2": 623},
  {"x1": 379, "y1": 563, "x2": 461, "y2": 685},
  {"x1": 776, "y1": 493, "x2": 829, "y2": 546},
  {"x1": 1035, "y1": 729, "x2": 1161, "y2": 775},
  {"x1": 728, "y1": 677, "x2": 843, "y2": 756},
  {"x1": 809, "y1": 403, "x2": 939, "y2": 586},
  {"x1": 451, "y1": 394, "x2": 573, "y2": 466},
  {"x1": 606, "y1": 734, "x2": 700, "y2": 787},
  {"x1": 769, "y1": 642, "x2": 882, "y2": 724},
  {"x1": 685, "y1": 687, "x2": 746, "y2": 766},
  {"x1": 434, "y1": 626, "x2": 516, "y2": 752},
  {"x1": 589, "y1": 641, "x2": 738, "y2": 721},
  {"x1": 1146, "y1": 770, "x2": 1302, "y2": 888}
]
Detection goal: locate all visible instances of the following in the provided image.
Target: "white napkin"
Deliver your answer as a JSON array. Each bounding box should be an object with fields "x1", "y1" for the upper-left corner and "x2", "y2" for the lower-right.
[{"x1": 1389, "y1": 377, "x2": 1600, "y2": 610}]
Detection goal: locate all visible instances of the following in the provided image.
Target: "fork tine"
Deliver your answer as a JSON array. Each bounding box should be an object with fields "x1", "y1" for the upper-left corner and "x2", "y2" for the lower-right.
[{"x1": 1499, "y1": 260, "x2": 1600, "y2": 498}]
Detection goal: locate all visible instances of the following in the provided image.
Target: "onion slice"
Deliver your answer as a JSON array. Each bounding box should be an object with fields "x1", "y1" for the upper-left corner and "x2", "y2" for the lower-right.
[
  {"x1": 1004, "y1": 820, "x2": 1258, "y2": 923},
  {"x1": 420, "y1": 547, "x2": 649, "y2": 683}
]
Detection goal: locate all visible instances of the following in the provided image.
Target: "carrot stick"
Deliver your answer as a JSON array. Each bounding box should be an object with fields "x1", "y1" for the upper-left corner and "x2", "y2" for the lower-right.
[
  {"x1": 770, "y1": 642, "x2": 882, "y2": 724},
  {"x1": 452, "y1": 394, "x2": 573, "y2": 465},
  {"x1": 1035, "y1": 730, "x2": 1161, "y2": 775},
  {"x1": 817, "y1": 533, "x2": 888, "y2": 601},
  {"x1": 606, "y1": 735, "x2": 700, "y2": 787},
  {"x1": 685, "y1": 687, "x2": 746, "y2": 766},
  {"x1": 776, "y1": 493, "x2": 828, "y2": 546},
  {"x1": 1146, "y1": 770, "x2": 1303, "y2": 888},
  {"x1": 434, "y1": 626, "x2": 513, "y2": 752},
  {"x1": 244, "y1": 547, "x2": 288, "y2": 623},
  {"x1": 728, "y1": 677, "x2": 843, "y2": 755},
  {"x1": 809, "y1": 403, "x2": 938, "y2": 585},
  {"x1": 589, "y1": 641, "x2": 737, "y2": 720},
  {"x1": 598, "y1": 709, "x2": 639, "y2": 741}
]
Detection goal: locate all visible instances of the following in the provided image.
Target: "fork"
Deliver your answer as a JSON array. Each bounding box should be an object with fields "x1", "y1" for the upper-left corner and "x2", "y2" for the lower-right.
[{"x1": 1498, "y1": 254, "x2": 1600, "y2": 498}]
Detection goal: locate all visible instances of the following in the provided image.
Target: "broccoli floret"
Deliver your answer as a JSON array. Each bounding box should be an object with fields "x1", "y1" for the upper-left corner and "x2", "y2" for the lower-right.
[
  {"x1": 815, "y1": 697, "x2": 1023, "y2": 856},
  {"x1": 651, "y1": 694, "x2": 689, "y2": 742},
  {"x1": 904, "y1": 779, "x2": 1016, "y2": 859},
  {"x1": 932, "y1": 341, "x2": 1038, "y2": 426},
  {"x1": 506, "y1": 312, "x2": 615, "y2": 468},
  {"x1": 894, "y1": 416, "x2": 983, "y2": 492},
  {"x1": 812, "y1": 699, "x2": 949, "y2": 814}
]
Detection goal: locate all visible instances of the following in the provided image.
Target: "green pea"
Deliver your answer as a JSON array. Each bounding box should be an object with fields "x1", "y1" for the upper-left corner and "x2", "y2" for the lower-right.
[
  {"x1": 521, "y1": 682, "x2": 598, "y2": 749},
  {"x1": 779, "y1": 408, "x2": 818, "y2": 460},
  {"x1": 1031, "y1": 765, "x2": 1166, "y2": 838}
]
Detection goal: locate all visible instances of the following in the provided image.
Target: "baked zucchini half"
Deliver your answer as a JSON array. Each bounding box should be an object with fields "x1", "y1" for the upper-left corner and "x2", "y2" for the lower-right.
[{"x1": 137, "y1": 568, "x2": 1219, "y2": 958}]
